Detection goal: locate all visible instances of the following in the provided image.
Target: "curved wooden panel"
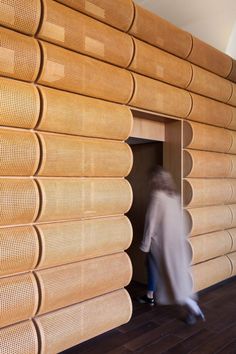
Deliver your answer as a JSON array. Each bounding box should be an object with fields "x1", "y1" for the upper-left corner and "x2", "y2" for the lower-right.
[
  {"x1": 189, "y1": 231, "x2": 232, "y2": 265},
  {"x1": 187, "y1": 64, "x2": 232, "y2": 103},
  {"x1": 0, "y1": 179, "x2": 39, "y2": 226},
  {"x1": 0, "y1": 0, "x2": 41, "y2": 35},
  {"x1": 36, "y1": 216, "x2": 132, "y2": 269},
  {"x1": 183, "y1": 178, "x2": 232, "y2": 208},
  {"x1": 187, "y1": 36, "x2": 233, "y2": 78},
  {"x1": 0, "y1": 27, "x2": 40, "y2": 82},
  {"x1": 0, "y1": 321, "x2": 38, "y2": 354},
  {"x1": 227, "y1": 204, "x2": 236, "y2": 229},
  {"x1": 228, "y1": 83, "x2": 236, "y2": 107},
  {"x1": 188, "y1": 93, "x2": 232, "y2": 128},
  {"x1": 37, "y1": 133, "x2": 132, "y2": 177},
  {"x1": 38, "y1": 0, "x2": 133, "y2": 68},
  {"x1": 228, "y1": 106, "x2": 236, "y2": 131},
  {"x1": 130, "y1": 73, "x2": 192, "y2": 118},
  {"x1": 0, "y1": 78, "x2": 40, "y2": 129},
  {"x1": 227, "y1": 252, "x2": 236, "y2": 276},
  {"x1": 183, "y1": 121, "x2": 232, "y2": 153},
  {"x1": 227, "y1": 59, "x2": 236, "y2": 83},
  {"x1": 192, "y1": 256, "x2": 232, "y2": 291},
  {"x1": 36, "y1": 252, "x2": 132, "y2": 314},
  {"x1": 36, "y1": 178, "x2": 132, "y2": 222},
  {"x1": 0, "y1": 226, "x2": 39, "y2": 277},
  {"x1": 0, "y1": 129, "x2": 40, "y2": 176},
  {"x1": 228, "y1": 130, "x2": 236, "y2": 154},
  {"x1": 183, "y1": 150, "x2": 231, "y2": 178},
  {"x1": 227, "y1": 228, "x2": 236, "y2": 252},
  {"x1": 56, "y1": 0, "x2": 134, "y2": 31},
  {"x1": 0, "y1": 273, "x2": 39, "y2": 328},
  {"x1": 129, "y1": 38, "x2": 192, "y2": 88},
  {"x1": 129, "y1": 4, "x2": 192, "y2": 58},
  {"x1": 35, "y1": 289, "x2": 132, "y2": 354},
  {"x1": 38, "y1": 41, "x2": 133, "y2": 103},
  {"x1": 186, "y1": 205, "x2": 232, "y2": 236}
]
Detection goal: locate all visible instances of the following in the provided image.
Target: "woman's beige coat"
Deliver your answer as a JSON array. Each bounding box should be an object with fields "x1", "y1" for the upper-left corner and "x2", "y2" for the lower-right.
[{"x1": 140, "y1": 190, "x2": 193, "y2": 305}]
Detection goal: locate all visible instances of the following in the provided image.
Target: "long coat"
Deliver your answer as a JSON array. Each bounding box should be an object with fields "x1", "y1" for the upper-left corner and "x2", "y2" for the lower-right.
[{"x1": 140, "y1": 190, "x2": 193, "y2": 305}]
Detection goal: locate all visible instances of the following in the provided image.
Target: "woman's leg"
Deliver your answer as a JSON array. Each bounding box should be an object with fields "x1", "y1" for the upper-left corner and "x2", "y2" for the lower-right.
[{"x1": 147, "y1": 252, "x2": 157, "y2": 298}]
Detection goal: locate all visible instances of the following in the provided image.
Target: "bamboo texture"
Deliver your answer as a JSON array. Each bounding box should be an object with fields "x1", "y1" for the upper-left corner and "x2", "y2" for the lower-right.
[
  {"x1": 36, "y1": 178, "x2": 133, "y2": 222},
  {"x1": 227, "y1": 228, "x2": 236, "y2": 252},
  {"x1": 36, "y1": 252, "x2": 132, "y2": 314},
  {"x1": 37, "y1": 133, "x2": 133, "y2": 177},
  {"x1": 35, "y1": 289, "x2": 132, "y2": 354},
  {"x1": 189, "y1": 231, "x2": 232, "y2": 265},
  {"x1": 227, "y1": 252, "x2": 236, "y2": 275},
  {"x1": 130, "y1": 73, "x2": 192, "y2": 118},
  {"x1": 36, "y1": 216, "x2": 132, "y2": 269},
  {"x1": 55, "y1": 0, "x2": 135, "y2": 31},
  {"x1": 0, "y1": 273, "x2": 39, "y2": 328},
  {"x1": 0, "y1": 321, "x2": 38, "y2": 354},
  {"x1": 0, "y1": 27, "x2": 40, "y2": 82},
  {"x1": 129, "y1": 4, "x2": 192, "y2": 59},
  {"x1": 38, "y1": 0, "x2": 134, "y2": 68},
  {"x1": 0, "y1": 226, "x2": 39, "y2": 277},
  {"x1": 38, "y1": 41, "x2": 133, "y2": 103}
]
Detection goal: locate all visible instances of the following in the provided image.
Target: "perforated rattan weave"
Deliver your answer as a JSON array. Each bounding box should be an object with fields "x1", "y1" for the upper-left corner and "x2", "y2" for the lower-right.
[
  {"x1": 0, "y1": 225, "x2": 39, "y2": 277},
  {"x1": 0, "y1": 27, "x2": 40, "y2": 82},
  {"x1": 0, "y1": 0, "x2": 41, "y2": 35}
]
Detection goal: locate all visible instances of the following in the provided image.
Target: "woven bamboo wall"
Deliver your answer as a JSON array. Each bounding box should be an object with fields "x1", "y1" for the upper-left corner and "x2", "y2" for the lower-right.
[{"x1": 1, "y1": 0, "x2": 236, "y2": 352}]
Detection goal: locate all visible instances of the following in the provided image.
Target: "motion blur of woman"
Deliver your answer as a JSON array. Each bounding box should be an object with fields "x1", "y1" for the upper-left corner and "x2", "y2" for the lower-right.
[{"x1": 139, "y1": 166, "x2": 204, "y2": 325}]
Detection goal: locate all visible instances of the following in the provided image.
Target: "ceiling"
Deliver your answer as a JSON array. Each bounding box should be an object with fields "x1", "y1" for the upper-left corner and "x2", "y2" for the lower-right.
[{"x1": 134, "y1": 0, "x2": 236, "y2": 58}]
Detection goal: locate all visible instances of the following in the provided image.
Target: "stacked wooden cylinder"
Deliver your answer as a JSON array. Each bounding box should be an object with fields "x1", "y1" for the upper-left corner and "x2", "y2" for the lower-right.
[{"x1": 1, "y1": 0, "x2": 236, "y2": 352}]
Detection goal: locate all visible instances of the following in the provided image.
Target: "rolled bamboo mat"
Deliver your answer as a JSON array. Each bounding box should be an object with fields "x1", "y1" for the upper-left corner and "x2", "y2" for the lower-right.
[
  {"x1": 228, "y1": 59, "x2": 236, "y2": 83},
  {"x1": 0, "y1": 27, "x2": 40, "y2": 82},
  {"x1": 189, "y1": 231, "x2": 232, "y2": 265},
  {"x1": 128, "y1": 38, "x2": 192, "y2": 89},
  {"x1": 36, "y1": 252, "x2": 132, "y2": 314},
  {"x1": 185, "y1": 205, "x2": 232, "y2": 236},
  {"x1": 183, "y1": 179, "x2": 232, "y2": 208},
  {"x1": 37, "y1": 86, "x2": 133, "y2": 140},
  {"x1": 0, "y1": 320, "x2": 38, "y2": 354},
  {"x1": 0, "y1": 129, "x2": 40, "y2": 176},
  {"x1": 0, "y1": 0, "x2": 41, "y2": 36},
  {"x1": 228, "y1": 83, "x2": 236, "y2": 106},
  {"x1": 0, "y1": 226, "x2": 39, "y2": 277},
  {"x1": 227, "y1": 252, "x2": 236, "y2": 275},
  {"x1": 55, "y1": 0, "x2": 134, "y2": 31},
  {"x1": 187, "y1": 93, "x2": 233, "y2": 128},
  {"x1": 183, "y1": 150, "x2": 231, "y2": 178},
  {"x1": 187, "y1": 64, "x2": 232, "y2": 103},
  {"x1": 0, "y1": 78, "x2": 40, "y2": 129},
  {"x1": 227, "y1": 228, "x2": 236, "y2": 251},
  {"x1": 35, "y1": 289, "x2": 132, "y2": 354},
  {"x1": 0, "y1": 273, "x2": 39, "y2": 328},
  {"x1": 37, "y1": 133, "x2": 133, "y2": 177},
  {"x1": 129, "y1": 4, "x2": 192, "y2": 59},
  {"x1": 183, "y1": 121, "x2": 232, "y2": 153},
  {"x1": 38, "y1": 41, "x2": 133, "y2": 104},
  {"x1": 186, "y1": 36, "x2": 233, "y2": 78},
  {"x1": 192, "y1": 256, "x2": 232, "y2": 291},
  {"x1": 36, "y1": 216, "x2": 132, "y2": 269},
  {"x1": 36, "y1": 178, "x2": 132, "y2": 222},
  {"x1": 38, "y1": 0, "x2": 133, "y2": 68},
  {"x1": 0, "y1": 179, "x2": 40, "y2": 226},
  {"x1": 130, "y1": 73, "x2": 192, "y2": 118}
]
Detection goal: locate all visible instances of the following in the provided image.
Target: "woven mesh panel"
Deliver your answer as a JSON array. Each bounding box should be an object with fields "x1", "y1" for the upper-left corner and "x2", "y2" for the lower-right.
[
  {"x1": 0, "y1": 273, "x2": 39, "y2": 328},
  {"x1": 0, "y1": 0, "x2": 41, "y2": 35},
  {"x1": 38, "y1": 41, "x2": 133, "y2": 103},
  {"x1": 38, "y1": 86, "x2": 133, "y2": 140},
  {"x1": 0, "y1": 225, "x2": 39, "y2": 277},
  {"x1": 38, "y1": 0, "x2": 133, "y2": 68},
  {"x1": 0, "y1": 129, "x2": 40, "y2": 176},
  {"x1": 0, "y1": 78, "x2": 40, "y2": 129},
  {"x1": 36, "y1": 178, "x2": 132, "y2": 222},
  {"x1": 0, "y1": 179, "x2": 39, "y2": 226},
  {"x1": 35, "y1": 289, "x2": 132, "y2": 353},
  {"x1": 36, "y1": 216, "x2": 132, "y2": 269},
  {"x1": 37, "y1": 133, "x2": 132, "y2": 177},
  {"x1": 56, "y1": 0, "x2": 134, "y2": 31},
  {"x1": 0, "y1": 27, "x2": 40, "y2": 82},
  {"x1": 0, "y1": 320, "x2": 38, "y2": 354}
]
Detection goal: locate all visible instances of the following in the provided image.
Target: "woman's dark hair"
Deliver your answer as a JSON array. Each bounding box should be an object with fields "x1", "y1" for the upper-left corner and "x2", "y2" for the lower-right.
[{"x1": 150, "y1": 166, "x2": 176, "y2": 196}]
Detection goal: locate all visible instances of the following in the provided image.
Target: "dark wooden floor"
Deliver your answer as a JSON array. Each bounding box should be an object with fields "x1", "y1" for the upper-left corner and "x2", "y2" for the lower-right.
[{"x1": 63, "y1": 278, "x2": 236, "y2": 354}]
